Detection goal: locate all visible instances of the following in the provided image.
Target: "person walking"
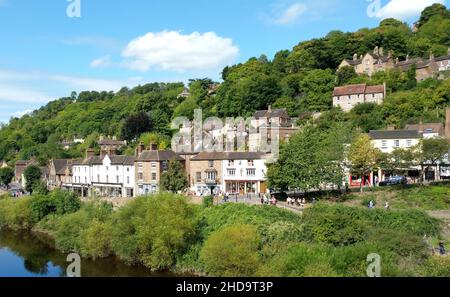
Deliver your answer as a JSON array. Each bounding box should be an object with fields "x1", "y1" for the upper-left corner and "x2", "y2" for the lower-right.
[{"x1": 439, "y1": 241, "x2": 446, "y2": 255}]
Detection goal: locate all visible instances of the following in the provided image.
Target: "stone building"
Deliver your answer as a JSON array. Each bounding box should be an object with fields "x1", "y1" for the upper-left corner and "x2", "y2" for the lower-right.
[
  {"x1": 332, "y1": 83, "x2": 386, "y2": 112},
  {"x1": 135, "y1": 143, "x2": 184, "y2": 195}
]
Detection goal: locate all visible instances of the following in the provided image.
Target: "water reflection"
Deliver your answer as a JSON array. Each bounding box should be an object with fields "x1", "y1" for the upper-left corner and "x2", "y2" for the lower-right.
[{"x1": 0, "y1": 229, "x2": 179, "y2": 277}]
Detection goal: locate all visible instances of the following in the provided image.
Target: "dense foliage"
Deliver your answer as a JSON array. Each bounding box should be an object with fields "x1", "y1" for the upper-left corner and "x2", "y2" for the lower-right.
[
  {"x1": 0, "y1": 191, "x2": 448, "y2": 276},
  {"x1": 0, "y1": 5, "x2": 449, "y2": 165}
]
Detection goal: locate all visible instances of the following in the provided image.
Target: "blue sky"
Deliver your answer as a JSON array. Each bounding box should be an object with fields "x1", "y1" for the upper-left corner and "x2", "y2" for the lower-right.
[{"x1": 0, "y1": 0, "x2": 446, "y2": 123}]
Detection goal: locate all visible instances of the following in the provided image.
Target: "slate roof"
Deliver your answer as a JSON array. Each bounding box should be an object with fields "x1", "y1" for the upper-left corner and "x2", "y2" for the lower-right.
[
  {"x1": 51, "y1": 159, "x2": 71, "y2": 175},
  {"x1": 369, "y1": 130, "x2": 422, "y2": 140},
  {"x1": 405, "y1": 123, "x2": 445, "y2": 136},
  {"x1": 137, "y1": 150, "x2": 183, "y2": 162}
]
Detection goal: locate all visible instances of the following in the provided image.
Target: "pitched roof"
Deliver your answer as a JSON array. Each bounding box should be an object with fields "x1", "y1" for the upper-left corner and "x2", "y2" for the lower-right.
[
  {"x1": 98, "y1": 139, "x2": 125, "y2": 146},
  {"x1": 333, "y1": 84, "x2": 385, "y2": 96},
  {"x1": 405, "y1": 123, "x2": 445, "y2": 136},
  {"x1": 435, "y1": 55, "x2": 450, "y2": 62},
  {"x1": 191, "y1": 151, "x2": 266, "y2": 161},
  {"x1": 253, "y1": 109, "x2": 289, "y2": 119},
  {"x1": 369, "y1": 130, "x2": 422, "y2": 140},
  {"x1": 137, "y1": 150, "x2": 183, "y2": 162},
  {"x1": 51, "y1": 159, "x2": 71, "y2": 175}
]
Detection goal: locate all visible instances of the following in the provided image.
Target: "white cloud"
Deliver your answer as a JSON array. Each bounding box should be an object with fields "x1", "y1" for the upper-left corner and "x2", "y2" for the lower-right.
[
  {"x1": 373, "y1": 0, "x2": 445, "y2": 20},
  {"x1": 270, "y1": 2, "x2": 307, "y2": 25},
  {"x1": 89, "y1": 55, "x2": 111, "y2": 68},
  {"x1": 121, "y1": 30, "x2": 239, "y2": 72},
  {"x1": 0, "y1": 84, "x2": 52, "y2": 103},
  {"x1": 12, "y1": 109, "x2": 33, "y2": 118},
  {"x1": 49, "y1": 75, "x2": 125, "y2": 92}
]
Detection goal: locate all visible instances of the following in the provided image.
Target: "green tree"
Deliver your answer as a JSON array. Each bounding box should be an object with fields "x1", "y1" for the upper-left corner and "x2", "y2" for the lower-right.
[
  {"x1": 417, "y1": 3, "x2": 450, "y2": 28},
  {"x1": 160, "y1": 158, "x2": 189, "y2": 193},
  {"x1": 120, "y1": 112, "x2": 152, "y2": 142},
  {"x1": 200, "y1": 225, "x2": 261, "y2": 277},
  {"x1": 23, "y1": 165, "x2": 42, "y2": 194},
  {"x1": 336, "y1": 66, "x2": 357, "y2": 86},
  {"x1": 0, "y1": 167, "x2": 14, "y2": 187},
  {"x1": 348, "y1": 134, "x2": 379, "y2": 192},
  {"x1": 420, "y1": 138, "x2": 450, "y2": 181}
]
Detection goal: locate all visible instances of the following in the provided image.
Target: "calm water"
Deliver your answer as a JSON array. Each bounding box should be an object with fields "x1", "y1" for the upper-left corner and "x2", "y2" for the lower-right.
[{"x1": 0, "y1": 229, "x2": 178, "y2": 277}]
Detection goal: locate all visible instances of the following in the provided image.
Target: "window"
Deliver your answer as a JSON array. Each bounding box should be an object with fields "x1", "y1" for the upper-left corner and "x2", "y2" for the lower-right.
[
  {"x1": 381, "y1": 140, "x2": 388, "y2": 149},
  {"x1": 406, "y1": 140, "x2": 412, "y2": 147},
  {"x1": 116, "y1": 175, "x2": 119, "y2": 183},
  {"x1": 138, "y1": 163, "x2": 143, "y2": 168},
  {"x1": 206, "y1": 171, "x2": 216, "y2": 181},
  {"x1": 247, "y1": 169, "x2": 256, "y2": 176},
  {"x1": 106, "y1": 166, "x2": 109, "y2": 171},
  {"x1": 195, "y1": 172, "x2": 202, "y2": 183},
  {"x1": 227, "y1": 169, "x2": 236, "y2": 176},
  {"x1": 127, "y1": 176, "x2": 130, "y2": 184},
  {"x1": 85, "y1": 177, "x2": 87, "y2": 183},
  {"x1": 208, "y1": 160, "x2": 214, "y2": 168},
  {"x1": 116, "y1": 166, "x2": 119, "y2": 171},
  {"x1": 162, "y1": 161, "x2": 168, "y2": 172},
  {"x1": 152, "y1": 162, "x2": 157, "y2": 168},
  {"x1": 394, "y1": 140, "x2": 400, "y2": 148},
  {"x1": 248, "y1": 160, "x2": 254, "y2": 167},
  {"x1": 138, "y1": 173, "x2": 143, "y2": 181},
  {"x1": 106, "y1": 176, "x2": 109, "y2": 183},
  {"x1": 127, "y1": 167, "x2": 130, "y2": 172},
  {"x1": 97, "y1": 174, "x2": 100, "y2": 182},
  {"x1": 228, "y1": 160, "x2": 234, "y2": 167},
  {"x1": 152, "y1": 173, "x2": 157, "y2": 181}
]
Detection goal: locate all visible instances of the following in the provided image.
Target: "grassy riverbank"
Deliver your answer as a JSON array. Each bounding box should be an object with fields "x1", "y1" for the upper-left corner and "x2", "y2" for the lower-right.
[{"x1": 0, "y1": 190, "x2": 449, "y2": 277}]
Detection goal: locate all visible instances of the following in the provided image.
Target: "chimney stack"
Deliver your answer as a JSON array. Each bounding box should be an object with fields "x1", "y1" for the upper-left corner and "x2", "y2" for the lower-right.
[
  {"x1": 379, "y1": 47, "x2": 384, "y2": 56},
  {"x1": 150, "y1": 143, "x2": 158, "y2": 151},
  {"x1": 268, "y1": 105, "x2": 272, "y2": 112},
  {"x1": 353, "y1": 53, "x2": 358, "y2": 61},
  {"x1": 446, "y1": 107, "x2": 450, "y2": 139},
  {"x1": 86, "y1": 148, "x2": 95, "y2": 159},
  {"x1": 136, "y1": 142, "x2": 145, "y2": 156},
  {"x1": 429, "y1": 51, "x2": 434, "y2": 61},
  {"x1": 373, "y1": 46, "x2": 379, "y2": 55}
]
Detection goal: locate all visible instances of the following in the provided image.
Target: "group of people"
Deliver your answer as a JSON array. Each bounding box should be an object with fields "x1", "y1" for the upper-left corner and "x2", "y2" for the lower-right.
[
  {"x1": 287, "y1": 197, "x2": 308, "y2": 208},
  {"x1": 260, "y1": 194, "x2": 278, "y2": 206},
  {"x1": 367, "y1": 200, "x2": 390, "y2": 211}
]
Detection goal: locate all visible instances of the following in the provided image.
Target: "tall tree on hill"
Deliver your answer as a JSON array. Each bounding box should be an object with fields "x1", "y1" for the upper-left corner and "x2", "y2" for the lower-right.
[{"x1": 120, "y1": 112, "x2": 152, "y2": 142}]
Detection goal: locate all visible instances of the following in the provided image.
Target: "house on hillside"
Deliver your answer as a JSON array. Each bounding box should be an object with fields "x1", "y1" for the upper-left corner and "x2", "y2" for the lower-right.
[{"x1": 332, "y1": 83, "x2": 386, "y2": 112}]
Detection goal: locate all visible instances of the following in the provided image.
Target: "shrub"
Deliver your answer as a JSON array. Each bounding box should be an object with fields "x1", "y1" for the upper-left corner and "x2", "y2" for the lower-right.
[
  {"x1": 257, "y1": 243, "x2": 337, "y2": 277},
  {"x1": 80, "y1": 220, "x2": 112, "y2": 259},
  {"x1": 202, "y1": 196, "x2": 214, "y2": 208},
  {"x1": 201, "y1": 225, "x2": 261, "y2": 277},
  {"x1": 302, "y1": 204, "x2": 440, "y2": 246},
  {"x1": 420, "y1": 256, "x2": 450, "y2": 277},
  {"x1": 54, "y1": 210, "x2": 91, "y2": 252},
  {"x1": 110, "y1": 193, "x2": 199, "y2": 270},
  {"x1": 29, "y1": 190, "x2": 81, "y2": 222},
  {"x1": 0, "y1": 197, "x2": 34, "y2": 230}
]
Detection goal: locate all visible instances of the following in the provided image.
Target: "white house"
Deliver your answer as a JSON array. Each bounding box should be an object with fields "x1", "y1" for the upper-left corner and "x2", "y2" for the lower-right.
[
  {"x1": 369, "y1": 130, "x2": 422, "y2": 154},
  {"x1": 221, "y1": 152, "x2": 268, "y2": 195},
  {"x1": 90, "y1": 155, "x2": 135, "y2": 198}
]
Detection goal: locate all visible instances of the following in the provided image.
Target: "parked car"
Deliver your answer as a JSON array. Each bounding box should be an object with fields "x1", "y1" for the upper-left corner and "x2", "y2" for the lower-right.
[{"x1": 379, "y1": 176, "x2": 408, "y2": 187}]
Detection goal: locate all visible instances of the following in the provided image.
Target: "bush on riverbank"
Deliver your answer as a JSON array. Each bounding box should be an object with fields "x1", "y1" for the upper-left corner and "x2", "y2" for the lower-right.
[
  {"x1": 109, "y1": 193, "x2": 199, "y2": 270},
  {"x1": 0, "y1": 197, "x2": 34, "y2": 230},
  {"x1": 0, "y1": 190, "x2": 448, "y2": 276},
  {"x1": 200, "y1": 224, "x2": 261, "y2": 276}
]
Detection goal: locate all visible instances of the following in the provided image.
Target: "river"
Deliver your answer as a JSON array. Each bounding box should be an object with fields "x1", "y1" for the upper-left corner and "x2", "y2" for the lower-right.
[{"x1": 0, "y1": 229, "x2": 179, "y2": 277}]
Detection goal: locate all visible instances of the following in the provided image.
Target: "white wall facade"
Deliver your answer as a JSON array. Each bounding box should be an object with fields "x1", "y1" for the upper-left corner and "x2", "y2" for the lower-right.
[{"x1": 372, "y1": 138, "x2": 420, "y2": 154}]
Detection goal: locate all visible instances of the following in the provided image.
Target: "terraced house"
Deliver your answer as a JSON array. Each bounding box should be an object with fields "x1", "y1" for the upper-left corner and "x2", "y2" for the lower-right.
[
  {"x1": 135, "y1": 143, "x2": 184, "y2": 195},
  {"x1": 189, "y1": 152, "x2": 268, "y2": 196}
]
